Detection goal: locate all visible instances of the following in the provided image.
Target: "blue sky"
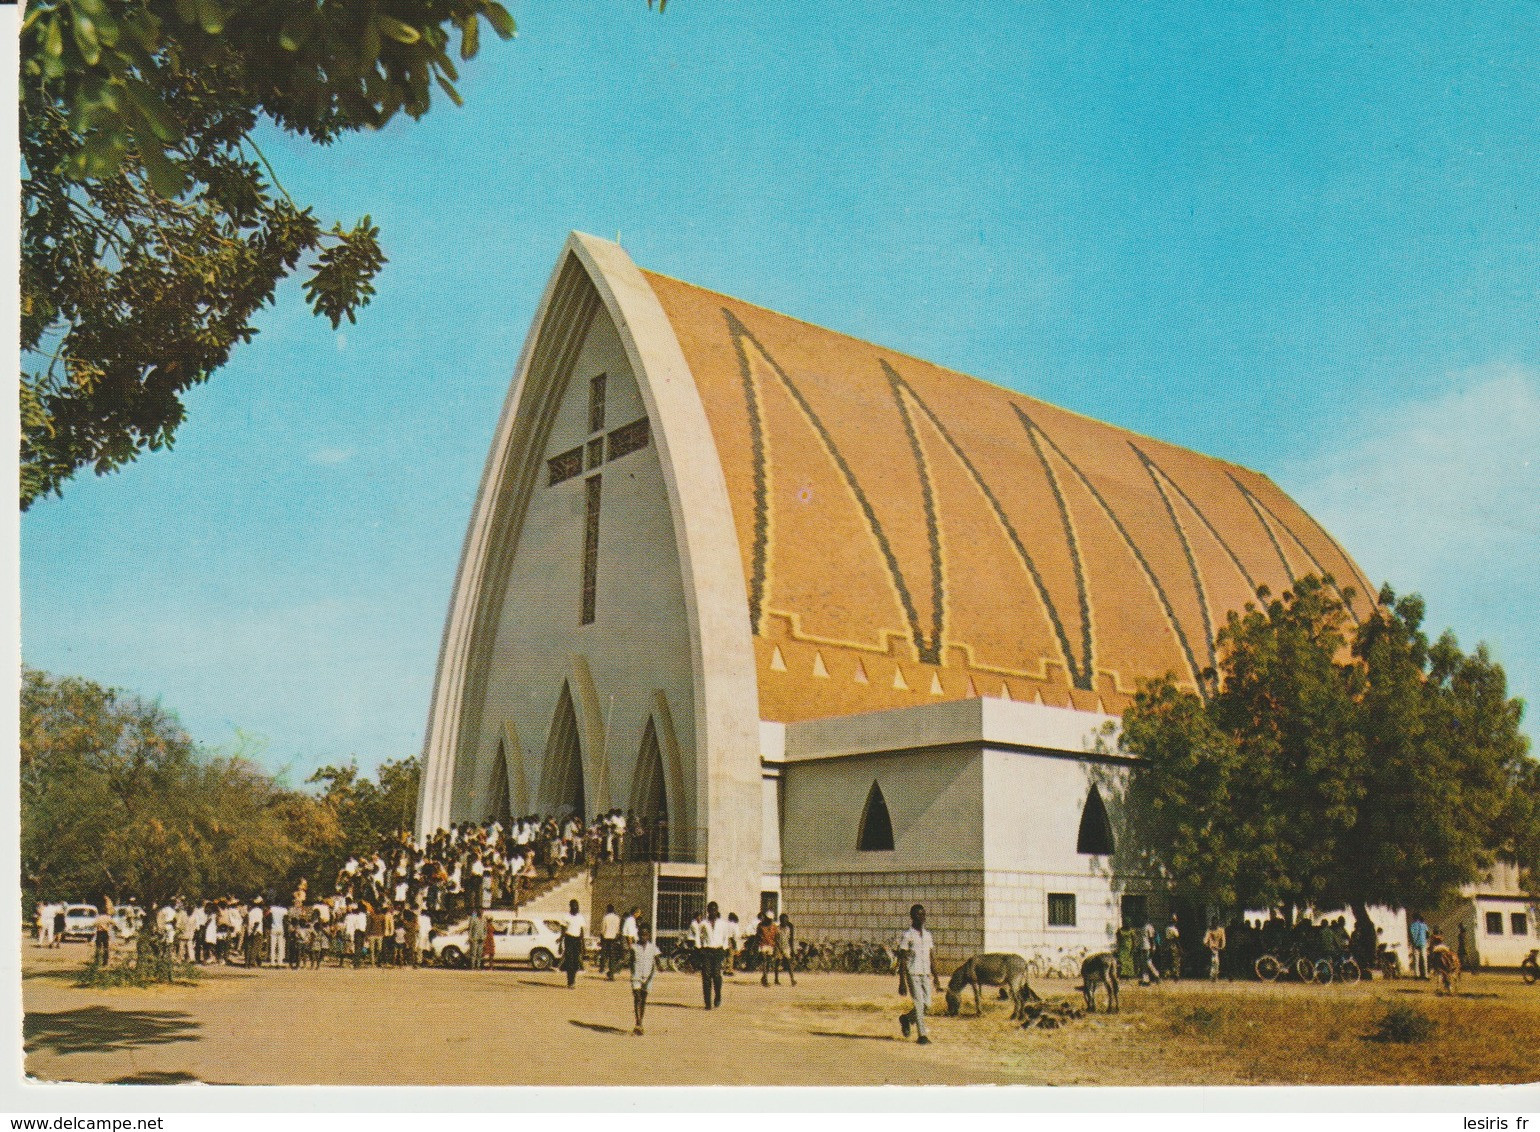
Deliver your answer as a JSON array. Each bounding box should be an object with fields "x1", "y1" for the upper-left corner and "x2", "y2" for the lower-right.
[{"x1": 21, "y1": 2, "x2": 1539, "y2": 781}]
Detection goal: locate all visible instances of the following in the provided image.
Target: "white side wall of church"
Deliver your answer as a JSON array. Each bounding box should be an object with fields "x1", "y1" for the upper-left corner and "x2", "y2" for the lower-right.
[
  {"x1": 778, "y1": 747, "x2": 984, "y2": 872},
  {"x1": 981, "y1": 748, "x2": 1127, "y2": 954},
  {"x1": 469, "y1": 305, "x2": 698, "y2": 835}
]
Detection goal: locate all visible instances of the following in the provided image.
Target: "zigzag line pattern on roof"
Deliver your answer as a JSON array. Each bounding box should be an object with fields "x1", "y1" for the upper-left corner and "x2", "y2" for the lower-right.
[
  {"x1": 1132, "y1": 442, "x2": 1218, "y2": 675},
  {"x1": 1016, "y1": 405, "x2": 1206, "y2": 692},
  {"x1": 878, "y1": 360, "x2": 1085, "y2": 690},
  {"x1": 725, "y1": 309, "x2": 941, "y2": 664}
]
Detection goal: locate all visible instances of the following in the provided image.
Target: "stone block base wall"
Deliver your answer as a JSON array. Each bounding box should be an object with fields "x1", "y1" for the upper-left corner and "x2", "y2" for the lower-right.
[
  {"x1": 781, "y1": 869, "x2": 985, "y2": 968},
  {"x1": 982, "y1": 869, "x2": 1122, "y2": 959},
  {"x1": 592, "y1": 861, "x2": 657, "y2": 927}
]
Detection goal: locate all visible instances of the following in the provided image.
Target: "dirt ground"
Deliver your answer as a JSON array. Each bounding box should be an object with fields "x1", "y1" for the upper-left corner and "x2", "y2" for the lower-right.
[{"x1": 19, "y1": 940, "x2": 1540, "y2": 1087}]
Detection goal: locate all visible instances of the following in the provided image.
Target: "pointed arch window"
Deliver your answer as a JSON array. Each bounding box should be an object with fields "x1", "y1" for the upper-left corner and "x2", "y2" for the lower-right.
[
  {"x1": 630, "y1": 717, "x2": 668, "y2": 823},
  {"x1": 1076, "y1": 785, "x2": 1114, "y2": 855},
  {"x1": 857, "y1": 781, "x2": 895, "y2": 852},
  {"x1": 488, "y1": 738, "x2": 513, "y2": 823},
  {"x1": 540, "y1": 684, "x2": 586, "y2": 818}
]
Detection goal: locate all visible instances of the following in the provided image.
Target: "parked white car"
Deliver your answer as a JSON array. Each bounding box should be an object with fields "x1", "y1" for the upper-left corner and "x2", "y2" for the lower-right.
[
  {"x1": 61, "y1": 904, "x2": 99, "y2": 941},
  {"x1": 431, "y1": 912, "x2": 567, "y2": 969}
]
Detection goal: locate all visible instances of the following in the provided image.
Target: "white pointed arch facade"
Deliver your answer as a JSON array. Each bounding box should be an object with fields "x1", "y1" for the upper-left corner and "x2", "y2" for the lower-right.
[{"x1": 416, "y1": 233, "x2": 762, "y2": 919}]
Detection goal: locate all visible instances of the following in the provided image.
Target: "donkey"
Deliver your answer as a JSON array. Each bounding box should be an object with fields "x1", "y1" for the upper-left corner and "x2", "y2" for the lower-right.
[
  {"x1": 945, "y1": 952, "x2": 1041, "y2": 1020},
  {"x1": 1079, "y1": 951, "x2": 1120, "y2": 1013}
]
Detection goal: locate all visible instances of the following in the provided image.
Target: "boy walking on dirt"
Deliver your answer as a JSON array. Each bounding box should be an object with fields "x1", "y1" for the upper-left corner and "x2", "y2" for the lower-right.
[
  {"x1": 630, "y1": 923, "x2": 661, "y2": 1035},
  {"x1": 895, "y1": 903, "x2": 938, "y2": 1045}
]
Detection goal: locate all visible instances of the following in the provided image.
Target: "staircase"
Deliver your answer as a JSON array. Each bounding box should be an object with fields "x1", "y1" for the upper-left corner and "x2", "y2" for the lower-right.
[{"x1": 506, "y1": 867, "x2": 591, "y2": 921}]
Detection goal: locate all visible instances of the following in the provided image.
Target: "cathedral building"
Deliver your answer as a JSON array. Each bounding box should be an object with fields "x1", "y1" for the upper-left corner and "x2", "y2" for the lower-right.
[{"x1": 416, "y1": 233, "x2": 1374, "y2": 961}]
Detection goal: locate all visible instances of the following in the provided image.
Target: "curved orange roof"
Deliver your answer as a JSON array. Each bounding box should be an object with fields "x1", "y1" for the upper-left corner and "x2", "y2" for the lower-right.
[{"x1": 641, "y1": 269, "x2": 1375, "y2": 723}]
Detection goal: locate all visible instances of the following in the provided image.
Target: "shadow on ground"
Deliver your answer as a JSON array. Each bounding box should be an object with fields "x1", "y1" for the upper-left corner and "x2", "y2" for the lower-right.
[
  {"x1": 569, "y1": 1020, "x2": 629, "y2": 1035},
  {"x1": 25, "y1": 1006, "x2": 199, "y2": 1056},
  {"x1": 808, "y1": 1030, "x2": 900, "y2": 1043},
  {"x1": 110, "y1": 1070, "x2": 207, "y2": 1085}
]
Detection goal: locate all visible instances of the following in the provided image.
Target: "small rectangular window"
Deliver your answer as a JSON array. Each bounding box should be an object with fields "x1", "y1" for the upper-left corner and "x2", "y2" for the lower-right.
[
  {"x1": 586, "y1": 437, "x2": 605, "y2": 470},
  {"x1": 1513, "y1": 912, "x2": 1529, "y2": 936},
  {"x1": 588, "y1": 373, "x2": 607, "y2": 435},
  {"x1": 580, "y1": 475, "x2": 601, "y2": 625},
  {"x1": 607, "y1": 416, "x2": 651, "y2": 462},
  {"x1": 1048, "y1": 893, "x2": 1077, "y2": 927},
  {"x1": 547, "y1": 447, "x2": 583, "y2": 486},
  {"x1": 1485, "y1": 911, "x2": 1504, "y2": 935},
  {"x1": 656, "y1": 875, "x2": 705, "y2": 935}
]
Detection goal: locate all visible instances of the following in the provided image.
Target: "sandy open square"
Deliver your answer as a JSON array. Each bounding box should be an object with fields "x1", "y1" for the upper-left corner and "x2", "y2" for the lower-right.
[{"x1": 19, "y1": 940, "x2": 1540, "y2": 1087}]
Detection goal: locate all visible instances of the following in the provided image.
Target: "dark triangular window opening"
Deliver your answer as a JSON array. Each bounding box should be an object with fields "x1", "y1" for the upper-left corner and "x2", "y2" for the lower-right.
[
  {"x1": 1076, "y1": 785, "x2": 1115, "y2": 855},
  {"x1": 489, "y1": 739, "x2": 513, "y2": 823},
  {"x1": 540, "y1": 684, "x2": 586, "y2": 819},
  {"x1": 857, "y1": 781, "x2": 895, "y2": 852}
]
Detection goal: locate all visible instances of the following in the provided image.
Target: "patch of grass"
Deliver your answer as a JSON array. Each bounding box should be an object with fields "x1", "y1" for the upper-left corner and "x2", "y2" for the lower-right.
[
  {"x1": 1368, "y1": 1003, "x2": 1436, "y2": 1044},
  {"x1": 76, "y1": 937, "x2": 198, "y2": 989},
  {"x1": 1170, "y1": 1005, "x2": 1226, "y2": 1037}
]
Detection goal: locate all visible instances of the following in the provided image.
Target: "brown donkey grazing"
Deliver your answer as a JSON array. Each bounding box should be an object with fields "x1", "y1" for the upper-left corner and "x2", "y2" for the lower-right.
[
  {"x1": 945, "y1": 953, "x2": 1042, "y2": 1020},
  {"x1": 1079, "y1": 951, "x2": 1120, "y2": 1013}
]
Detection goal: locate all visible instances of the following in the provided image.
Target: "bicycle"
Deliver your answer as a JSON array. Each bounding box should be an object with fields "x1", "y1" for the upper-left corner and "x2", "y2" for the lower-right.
[{"x1": 1521, "y1": 949, "x2": 1538, "y2": 985}]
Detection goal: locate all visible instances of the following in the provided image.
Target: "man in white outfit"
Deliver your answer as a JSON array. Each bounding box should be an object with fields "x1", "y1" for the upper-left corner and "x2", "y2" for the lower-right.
[{"x1": 895, "y1": 903, "x2": 937, "y2": 1045}]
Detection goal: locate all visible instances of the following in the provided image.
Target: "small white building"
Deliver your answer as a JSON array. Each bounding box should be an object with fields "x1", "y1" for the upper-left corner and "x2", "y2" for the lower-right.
[
  {"x1": 1435, "y1": 860, "x2": 1538, "y2": 969},
  {"x1": 416, "y1": 233, "x2": 1376, "y2": 963}
]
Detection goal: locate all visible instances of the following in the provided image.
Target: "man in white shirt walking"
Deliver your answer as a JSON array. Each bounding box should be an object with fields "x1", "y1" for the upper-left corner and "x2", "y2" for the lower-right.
[
  {"x1": 561, "y1": 898, "x2": 587, "y2": 988},
  {"x1": 600, "y1": 903, "x2": 622, "y2": 980},
  {"x1": 895, "y1": 903, "x2": 937, "y2": 1045},
  {"x1": 697, "y1": 901, "x2": 732, "y2": 1009}
]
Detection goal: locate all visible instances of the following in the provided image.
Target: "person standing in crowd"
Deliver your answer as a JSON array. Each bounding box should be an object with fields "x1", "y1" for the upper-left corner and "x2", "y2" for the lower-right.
[
  {"x1": 629, "y1": 923, "x2": 661, "y2": 1036},
  {"x1": 1204, "y1": 918, "x2": 1226, "y2": 981},
  {"x1": 600, "y1": 903, "x2": 622, "y2": 980},
  {"x1": 246, "y1": 898, "x2": 265, "y2": 967},
  {"x1": 774, "y1": 913, "x2": 798, "y2": 987},
  {"x1": 268, "y1": 899, "x2": 287, "y2": 968},
  {"x1": 756, "y1": 912, "x2": 779, "y2": 987},
  {"x1": 37, "y1": 902, "x2": 55, "y2": 947},
  {"x1": 467, "y1": 908, "x2": 487, "y2": 971},
  {"x1": 697, "y1": 901, "x2": 731, "y2": 1009},
  {"x1": 348, "y1": 903, "x2": 369, "y2": 968},
  {"x1": 1409, "y1": 912, "x2": 1430, "y2": 979},
  {"x1": 1164, "y1": 914, "x2": 1182, "y2": 980},
  {"x1": 895, "y1": 903, "x2": 937, "y2": 1045},
  {"x1": 1141, "y1": 921, "x2": 1162, "y2": 985},
  {"x1": 52, "y1": 904, "x2": 66, "y2": 948},
  {"x1": 201, "y1": 903, "x2": 219, "y2": 964},
  {"x1": 91, "y1": 907, "x2": 113, "y2": 966},
  {"x1": 621, "y1": 906, "x2": 640, "y2": 959},
  {"x1": 561, "y1": 898, "x2": 587, "y2": 988},
  {"x1": 724, "y1": 912, "x2": 742, "y2": 976}
]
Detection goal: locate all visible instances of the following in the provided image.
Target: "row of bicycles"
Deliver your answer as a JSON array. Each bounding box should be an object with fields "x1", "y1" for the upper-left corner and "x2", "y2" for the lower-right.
[{"x1": 1254, "y1": 952, "x2": 1364, "y2": 985}]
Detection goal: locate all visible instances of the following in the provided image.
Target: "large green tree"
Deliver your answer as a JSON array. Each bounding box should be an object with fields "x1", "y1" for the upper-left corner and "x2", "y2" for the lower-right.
[
  {"x1": 20, "y1": 666, "x2": 318, "y2": 906},
  {"x1": 1122, "y1": 577, "x2": 1537, "y2": 916},
  {"x1": 21, "y1": 666, "x2": 425, "y2": 908},
  {"x1": 20, "y1": 0, "x2": 521, "y2": 508}
]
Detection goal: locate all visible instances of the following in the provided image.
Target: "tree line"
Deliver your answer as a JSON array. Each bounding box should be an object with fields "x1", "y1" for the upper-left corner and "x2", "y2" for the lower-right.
[
  {"x1": 1120, "y1": 576, "x2": 1539, "y2": 923},
  {"x1": 20, "y1": 666, "x2": 419, "y2": 911},
  {"x1": 21, "y1": 576, "x2": 1540, "y2": 920}
]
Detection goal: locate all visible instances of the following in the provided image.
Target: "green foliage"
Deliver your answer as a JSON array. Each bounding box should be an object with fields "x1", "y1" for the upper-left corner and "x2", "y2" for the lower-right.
[
  {"x1": 19, "y1": 0, "x2": 520, "y2": 508},
  {"x1": 77, "y1": 928, "x2": 198, "y2": 987},
  {"x1": 1369, "y1": 1004, "x2": 1436, "y2": 1044},
  {"x1": 21, "y1": 667, "x2": 321, "y2": 906},
  {"x1": 21, "y1": 666, "x2": 423, "y2": 908},
  {"x1": 1122, "y1": 577, "x2": 1537, "y2": 915},
  {"x1": 302, "y1": 755, "x2": 420, "y2": 882}
]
